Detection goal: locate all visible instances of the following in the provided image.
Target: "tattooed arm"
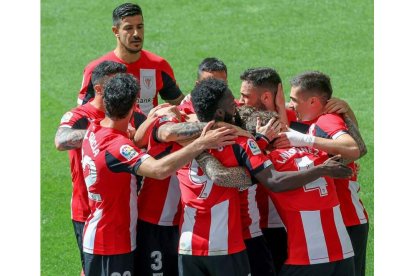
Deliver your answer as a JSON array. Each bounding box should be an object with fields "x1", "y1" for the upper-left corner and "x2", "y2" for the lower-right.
[
  {"x1": 55, "y1": 127, "x2": 87, "y2": 151},
  {"x1": 195, "y1": 152, "x2": 253, "y2": 188},
  {"x1": 157, "y1": 122, "x2": 208, "y2": 142},
  {"x1": 343, "y1": 113, "x2": 367, "y2": 160}
]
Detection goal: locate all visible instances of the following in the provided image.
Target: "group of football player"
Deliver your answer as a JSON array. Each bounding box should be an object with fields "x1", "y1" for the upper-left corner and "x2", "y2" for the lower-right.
[{"x1": 55, "y1": 3, "x2": 369, "y2": 276}]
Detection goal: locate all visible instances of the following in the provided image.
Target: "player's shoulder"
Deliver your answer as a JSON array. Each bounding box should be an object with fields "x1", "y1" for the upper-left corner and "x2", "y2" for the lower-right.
[
  {"x1": 317, "y1": 113, "x2": 344, "y2": 124},
  {"x1": 141, "y1": 50, "x2": 171, "y2": 66},
  {"x1": 84, "y1": 51, "x2": 117, "y2": 72}
]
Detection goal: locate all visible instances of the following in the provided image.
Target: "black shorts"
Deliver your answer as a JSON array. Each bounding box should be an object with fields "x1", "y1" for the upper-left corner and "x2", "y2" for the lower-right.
[
  {"x1": 262, "y1": 227, "x2": 288, "y2": 274},
  {"x1": 178, "y1": 250, "x2": 251, "y2": 276},
  {"x1": 347, "y1": 223, "x2": 369, "y2": 276},
  {"x1": 84, "y1": 250, "x2": 135, "y2": 276},
  {"x1": 135, "y1": 219, "x2": 179, "y2": 276},
  {"x1": 280, "y1": 257, "x2": 355, "y2": 276},
  {"x1": 72, "y1": 220, "x2": 85, "y2": 270},
  {"x1": 245, "y1": 235, "x2": 276, "y2": 276}
]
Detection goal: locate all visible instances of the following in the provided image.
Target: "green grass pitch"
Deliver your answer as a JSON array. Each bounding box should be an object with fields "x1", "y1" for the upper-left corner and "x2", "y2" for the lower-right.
[{"x1": 41, "y1": 0, "x2": 373, "y2": 275}]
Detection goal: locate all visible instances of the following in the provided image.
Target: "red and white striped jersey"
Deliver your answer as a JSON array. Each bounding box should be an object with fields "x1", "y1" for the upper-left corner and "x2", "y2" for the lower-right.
[
  {"x1": 59, "y1": 103, "x2": 105, "y2": 222},
  {"x1": 138, "y1": 116, "x2": 183, "y2": 226},
  {"x1": 239, "y1": 185, "x2": 263, "y2": 240},
  {"x1": 77, "y1": 50, "x2": 182, "y2": 115},
  {"x1": 309, "y1": 113, "x2": 369, "y2": 226},
  {"x1": 256, "y1": 184, "x2": 284, "y2": 229},
  {"x1": 81, "y1": 122, "x2": 150, "y2": 255},
  {"x1": 176, "y1": 137, "x2": 272, "y2": 256},
  {"x1": 268, "y1": 147, "x2": 354, "y2": 265}
]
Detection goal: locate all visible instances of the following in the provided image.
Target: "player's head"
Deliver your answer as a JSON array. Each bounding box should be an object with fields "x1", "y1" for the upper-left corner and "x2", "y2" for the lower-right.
[
  {"x1": 112, "y1": 3, "x2": 144, "y2": 54},
  {"x1": 91, "y1": 61, "x2": 127, "y2": 97},
  {"x1": 289, "y1": 71, "x2": 332, "y2": 121},
  {"x1": 191, "y1": 78, "x2": 236, "y2": 123},
  {"x1": 239, "y1": 67, "x2": 282, "y2": 111},
  {"x1": 103, "y1": 73, "x2": 139, "y2": 120},
  {"x1": 196, "y1": 57, "x2": 228, "y2": 84},
  {"x1": 235, "y1": 105, "x2": 280, "y2": 135}
]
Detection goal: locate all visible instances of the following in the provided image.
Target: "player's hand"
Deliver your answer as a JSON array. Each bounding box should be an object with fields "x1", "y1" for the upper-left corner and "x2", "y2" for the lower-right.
[
  {"x1": 127, "y1": 124, "x2": 136, "y2": 140},
  {"x1": 147, "y1": 103, "x2": 172, "y2": 119},
  {"x1": 256, "y1": 116, "x2": 281, "y2": 142},
  {"x1": 275, "y1": 128, "x2": 315, "y2": 148},
  {"x1": 196, "y1": 121, "x2": 237, "y2": 149},
  {"x1": 324, "y1": 97, "x2": 349, "y2": 115},
  {"x1": 214, "y1": 121, "x2": 253, "y2": 138},
  {"x1": 320, "y1": 155, "x2": 353, "y2": 179}
]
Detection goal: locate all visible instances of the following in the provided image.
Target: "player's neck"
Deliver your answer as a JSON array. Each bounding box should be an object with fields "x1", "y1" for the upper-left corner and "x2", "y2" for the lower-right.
[
  {"x1": 100, "y1": 117, "x2": 129, "y2": 133},
  {"x1": 90, "y1": 98, "x2": 105, "y2": 112},
  {"x1": 114, "y1": 47, "x2": 141, "y2": 63}
]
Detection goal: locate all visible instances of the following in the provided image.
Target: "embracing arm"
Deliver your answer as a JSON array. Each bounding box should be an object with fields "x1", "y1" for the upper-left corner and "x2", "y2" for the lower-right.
[
  {"x1": 136, "y1": 122, "x2": 237, "y2": 179},
  {"x1": 342, "y1": 113, "x2": 367, "y2": 159},
  {"x1": 55, "y1": 127, "x2": 87, "y2": 151},
  {"x1": 254, "y1": 156, "x2": 352, "y2": 192},
  {"x1": 195, "y1": 152, "x2": 253, "y2": 188}
]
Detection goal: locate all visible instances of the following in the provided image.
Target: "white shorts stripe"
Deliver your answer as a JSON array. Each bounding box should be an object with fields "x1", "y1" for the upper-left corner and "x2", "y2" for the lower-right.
[
  {"x1": 349, "y1": 181, "x2": 368, "y2": 224},
  {"x1": 300, "y1": 210, "x2": 329, "y2": 264},
  {"x1": 159, "y1": 175, "x2": 181, "y2": 226},
  {"x1": 83, "y1": 208, "x2": 103, "y2": 254},
  {"x1": 209, "y1": 200, "x2": 229, "y2": 256},
  {"x1": 179, "y1": 205, "x2": 196, "y2": 255},
  {"x1": 333, "y1": 205, "x2": 354, "y2": 259}
]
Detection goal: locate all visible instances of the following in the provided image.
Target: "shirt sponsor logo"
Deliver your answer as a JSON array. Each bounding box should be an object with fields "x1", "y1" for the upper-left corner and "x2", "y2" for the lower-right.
[
  {"x1": 60, "y1": 112, "x2": 73, "y2": 123},
  {"x1": 247, "y1": 139, "x2": 261, "y2": 155},
  {"x1": 120, "y1": 144, "x2": 139, "y2": 161}
]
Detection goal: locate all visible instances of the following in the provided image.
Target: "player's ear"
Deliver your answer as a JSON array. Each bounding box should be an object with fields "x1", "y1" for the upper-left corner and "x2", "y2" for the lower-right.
[
  {"x1": 112, "y1": 26, "x2": 120, "y2": 38},
  {"x1": 94, "y1": 84, "x2": 103, "y2": 96},
  {"x1": 214, "y1": 108, "x2": 225, "y2": 121}
]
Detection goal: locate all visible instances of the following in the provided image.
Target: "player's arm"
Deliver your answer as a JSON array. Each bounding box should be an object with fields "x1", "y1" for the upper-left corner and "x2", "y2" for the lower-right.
[
  {"x1": 254, "y1": 155, "x2": 352, "y2": 192},
  {"x1": 165, "y1": 94, "x2": 185, "y2": 106},
  {"x1": 275, "y1": 128, "x2": 361, "y2": 162},
  {"x1": 136, "y1": 122, "x2": 237, "y2": 179},
  {"x1": 195, "y1": 152, "x2": 253, "y2": 188},
  {"x1": 324, "y1": 97, "x2": 358, "y2": 127},
  {"x1": 55, "y1": 127, "x2": 87, "y2": 151}
]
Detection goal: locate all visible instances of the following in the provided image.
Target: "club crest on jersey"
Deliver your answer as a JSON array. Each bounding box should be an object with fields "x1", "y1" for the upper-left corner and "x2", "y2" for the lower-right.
[
  {"x1": 60, "y1": 112, "x2": 73, "y2": 123},
  {"x1": 143, "y1": 76, "x2": 154, "y2": 89},
  {"x1": 120, "y1": 145, "x2": 138, "y2": 161},
  {"x1": 247, "y1": 139, "x2": 261, "y2": 155}
]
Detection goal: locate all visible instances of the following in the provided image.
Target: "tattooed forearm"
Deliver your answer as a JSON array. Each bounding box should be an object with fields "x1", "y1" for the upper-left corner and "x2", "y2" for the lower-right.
[
  {"x1": 196, "y1": 152, "x2": 253, "y2": 188},
  {"x1": 55, "y1": 127, "x2": 87, "y2": 151},
  {"x1": 343, "y1": 114, "x2": 367, "y2": 159},
  {"x1": 159, "y1": 122, "x2": 208, "y2": 142}
]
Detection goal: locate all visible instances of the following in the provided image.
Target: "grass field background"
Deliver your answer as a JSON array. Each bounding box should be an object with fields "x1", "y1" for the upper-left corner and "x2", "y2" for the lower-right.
[{"x1": 41, "y1": 0, "x2": 373, "y2": 275}]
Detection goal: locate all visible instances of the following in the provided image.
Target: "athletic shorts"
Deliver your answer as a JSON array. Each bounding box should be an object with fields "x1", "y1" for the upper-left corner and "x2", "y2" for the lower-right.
[
  {"x1": 347, "y1": 223, "x2": 369, "y2": 276},
  {"x1": 135, "y1": 219, "x2": 179, "y2": 276},
  {"x1": 72, "y1": 220, "x2": 85, "y2": 270},
  {"x1": 280, "y1": 257, "x2": 355, "y2": 276},
  {"x1": 178, "y1": 250, "x2": 251, "y2": 276},
  {"x1": 84, "y1": 250, "x2": 135, "y2": 276},
  {"x1": 262, "y1": 227, "x2": 288, "y2": 274},
  {"x1": 245, "y1": 235, "x2": 276, "y2": 276}
]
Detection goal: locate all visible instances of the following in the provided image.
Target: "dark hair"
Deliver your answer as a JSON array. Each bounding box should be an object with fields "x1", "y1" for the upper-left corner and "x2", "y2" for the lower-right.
[
  {"x1": 112, "y1": 3, "x2": 143, "y2": 27},
  {"x1": 235, "y1": 105, "x2": 279, "y2": 134},
  {"x1": 103, "y1": 73, "x2": 139, "y2": 119},
  {"x1": 191, "y1": 78, "x2": 228, "y2": 122},
  {"x1": 197, "y1": 57, "x2": 227, "y2": 80},
  {"x1": 91, "y1": 61, "x2": 127, "y2": 86},
  {"x1": 240, "y1": 67, "x2": 281, "y2": 95},
  {"x1": 290, "y1": 71, "x2": 332, "y2": 102}
]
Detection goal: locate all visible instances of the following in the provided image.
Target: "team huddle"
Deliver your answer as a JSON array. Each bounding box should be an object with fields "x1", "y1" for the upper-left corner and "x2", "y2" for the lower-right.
[{"x1": 55, "y1": 3, "x2": 369, "y2": 276}]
